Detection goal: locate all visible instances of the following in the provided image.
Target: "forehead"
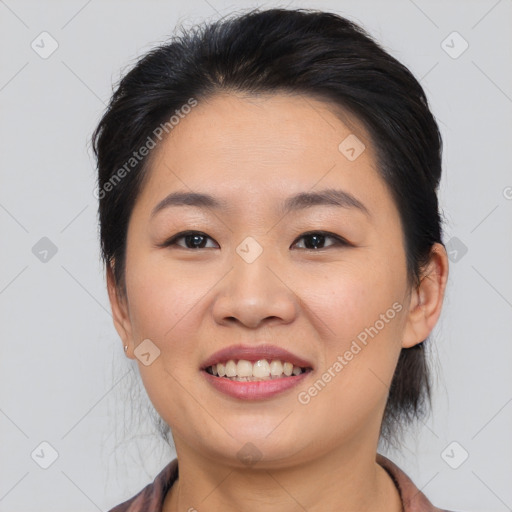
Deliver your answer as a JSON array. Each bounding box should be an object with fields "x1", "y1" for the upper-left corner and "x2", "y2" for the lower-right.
[
  {"x1": 135, "y1": 92, "x2": 391, "y2": 218},
  {"x1": 162, "y1": 91, "x2": 372, "y2": 161}
]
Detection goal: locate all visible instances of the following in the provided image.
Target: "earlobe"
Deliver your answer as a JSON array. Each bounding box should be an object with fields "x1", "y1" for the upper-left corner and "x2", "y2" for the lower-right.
[
  {"x1": 106, "y1": 263, "x2": 134, "y2": 356},
  {"x1": 401, "y1": 243, "x2": 449, "y2": 349}
]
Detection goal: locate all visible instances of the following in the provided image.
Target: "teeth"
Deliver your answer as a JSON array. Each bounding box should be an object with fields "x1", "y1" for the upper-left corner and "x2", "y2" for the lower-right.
[
  {"x1": 207, "y1": 359, "x2": 308, "y2": 380},
  {"x1": 269, "y1": 360, "x2": 283, "y2": 376},
  {"x1": 237, "y1": 360, "x2": 253, "y2": 377},
  {"x1": 253, "y1": 359, "x2": 270, "y2": 378},
  {"x1": 225, "y1": 360, "x2": 237, "y2": 377}
]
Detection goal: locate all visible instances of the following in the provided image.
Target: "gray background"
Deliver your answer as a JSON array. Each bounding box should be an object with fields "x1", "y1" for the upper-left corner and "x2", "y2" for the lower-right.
[{"x1": 1, "y1": 0, "x2": 511, "y2": 511}]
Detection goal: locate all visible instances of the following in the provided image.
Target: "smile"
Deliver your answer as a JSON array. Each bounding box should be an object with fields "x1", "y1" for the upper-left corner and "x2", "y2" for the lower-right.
[
  {"x1": 206, "y1": 358, "x2": 311, "y2": 381},
  {"x1": 202, "y1": 359, "x2": 313, "y2": 400}
]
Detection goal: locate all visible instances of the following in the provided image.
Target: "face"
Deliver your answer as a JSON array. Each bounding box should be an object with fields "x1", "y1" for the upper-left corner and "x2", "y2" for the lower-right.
[{"x1": 109, "y1": 92, "x2": 437, "y2": 468}]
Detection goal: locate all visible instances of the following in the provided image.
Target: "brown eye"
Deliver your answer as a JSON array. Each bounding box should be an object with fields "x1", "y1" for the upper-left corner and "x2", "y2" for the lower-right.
[
  {"x1": 162, "y1": 231, "x2": 219, "y2": 249},
  {"x1": 292, "y1": 231, "x2": 348, "y2": 250}
]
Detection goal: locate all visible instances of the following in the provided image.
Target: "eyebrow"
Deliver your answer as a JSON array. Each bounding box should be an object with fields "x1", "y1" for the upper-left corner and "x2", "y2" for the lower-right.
[{"x1": 151, "y1": 188, "x2": 370, "y2": 218}]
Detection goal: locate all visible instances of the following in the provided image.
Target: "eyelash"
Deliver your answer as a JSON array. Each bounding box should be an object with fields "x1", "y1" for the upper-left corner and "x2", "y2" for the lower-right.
[{"x1": 160, "y1": 230, "x2": 351, "y2": 251}]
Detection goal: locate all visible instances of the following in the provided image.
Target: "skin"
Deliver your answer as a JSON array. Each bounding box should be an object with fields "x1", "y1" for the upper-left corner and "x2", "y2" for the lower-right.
[{"x1": 107, "y1": 92, "x2": 449, "y2": 512}]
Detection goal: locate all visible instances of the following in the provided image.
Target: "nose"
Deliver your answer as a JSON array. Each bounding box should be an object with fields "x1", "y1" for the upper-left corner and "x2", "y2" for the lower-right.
[{"x1": 212, "y1": 249, "x2": 298, "y2": 329}]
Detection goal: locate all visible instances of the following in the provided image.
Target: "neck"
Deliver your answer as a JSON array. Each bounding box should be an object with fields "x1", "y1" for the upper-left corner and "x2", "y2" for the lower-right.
[{"x1": 163, "y1": 436, "x2": 402, "y2": 512}]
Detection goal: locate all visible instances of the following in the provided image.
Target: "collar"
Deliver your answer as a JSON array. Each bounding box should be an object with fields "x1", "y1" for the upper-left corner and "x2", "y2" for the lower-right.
[
  {"x1": 377, "y1": 454, "x2": 450, "y2": 511},
  {"x1": 109, "y1": 454, "x2": 451, "y2": 511}
]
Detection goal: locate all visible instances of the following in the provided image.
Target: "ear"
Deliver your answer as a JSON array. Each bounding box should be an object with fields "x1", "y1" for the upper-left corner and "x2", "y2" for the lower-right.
[
  {"x1": 402, "y1": 242, "x2": 449, "y2": 348},
  {"x1": 106, "y1": 262, "x2": 134, "y2": 358}
]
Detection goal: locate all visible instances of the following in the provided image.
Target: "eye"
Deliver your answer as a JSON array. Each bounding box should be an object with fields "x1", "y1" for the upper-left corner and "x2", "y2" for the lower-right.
[
  {"x1": 161, "y1": 230, "x2": 219, "y2": 249},
  {"x1": 291, "y1": 231, "x2": 349, "y2": 250},
  {"x1": 159, "y1": 230, "x2": 349, "y2": 251}
]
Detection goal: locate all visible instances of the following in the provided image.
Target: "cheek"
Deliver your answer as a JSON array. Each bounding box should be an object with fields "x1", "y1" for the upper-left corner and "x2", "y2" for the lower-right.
[
  {"x1": 294, "y1": 252, "x2": 407, "y2": 408},
  {"x1": 123, "y1": 256, "x2": 210, "y2": 411},
  {"x1": 123, "y1": 251, "x2": 203, "y2": 354},
  {"x1": 297, "y1": 257, "x2": 404, "y2": 344},
  {"x1": 294, "y1": 267, "x2": 405, "y2": 433}
]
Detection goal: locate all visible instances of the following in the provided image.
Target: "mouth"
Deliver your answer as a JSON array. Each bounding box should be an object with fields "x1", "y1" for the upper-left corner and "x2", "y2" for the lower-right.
[{"x1": 200, "y1": 345, "x2": 314, "y2": 400}]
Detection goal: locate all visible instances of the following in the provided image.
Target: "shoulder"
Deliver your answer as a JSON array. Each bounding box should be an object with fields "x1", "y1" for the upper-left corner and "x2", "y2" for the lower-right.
[
  {"x1": 376, "y1": 453, "x2": 461, "y2": 512},
  {"x1": 107, "y1": 459, "x2": 179, "y2": 512},
  {"x1": 109, "y1": 455, "x2": 465, "y2": 512}
]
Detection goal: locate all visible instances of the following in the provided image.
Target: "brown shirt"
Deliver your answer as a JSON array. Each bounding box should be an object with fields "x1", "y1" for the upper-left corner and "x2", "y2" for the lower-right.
[{"x1": 108, "y1": 454, "x2": 457, "y2": 511}]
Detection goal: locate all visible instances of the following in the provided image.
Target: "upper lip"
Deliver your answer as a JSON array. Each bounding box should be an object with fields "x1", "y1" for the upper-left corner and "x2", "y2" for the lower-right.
[{"x1": 200, "y1": 344, "x2": 314, "y2": 370}]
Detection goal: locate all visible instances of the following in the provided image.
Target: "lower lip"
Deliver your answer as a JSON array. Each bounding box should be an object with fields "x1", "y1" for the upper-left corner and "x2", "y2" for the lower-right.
[{"x1": 202, "y1": 370, "x2": 311, "y2": 400}]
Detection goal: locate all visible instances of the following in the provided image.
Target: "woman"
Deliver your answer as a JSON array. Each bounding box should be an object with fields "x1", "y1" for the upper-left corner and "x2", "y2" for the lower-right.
[{"x1": 94, "y1": 8, "x2": 455, "y2": 511}]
